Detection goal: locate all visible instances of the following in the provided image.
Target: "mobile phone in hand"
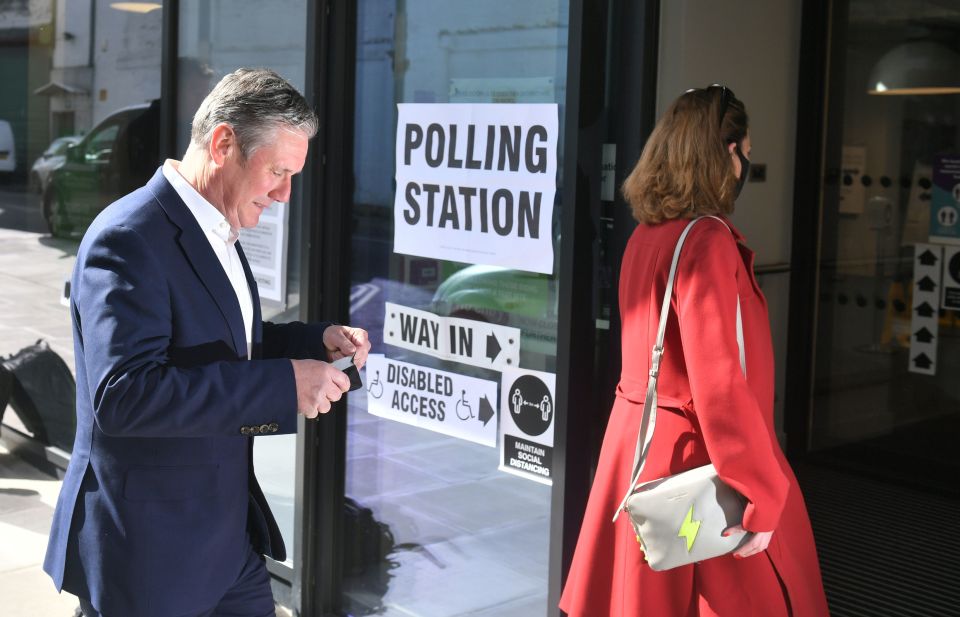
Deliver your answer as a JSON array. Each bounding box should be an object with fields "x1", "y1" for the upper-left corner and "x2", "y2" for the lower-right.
[{"x1": 331, "y1": 354, "x2": 363, "y2": 392}]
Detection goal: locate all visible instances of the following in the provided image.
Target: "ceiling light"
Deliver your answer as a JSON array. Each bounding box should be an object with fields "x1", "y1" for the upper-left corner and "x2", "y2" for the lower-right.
[
  {"x1": 110, "y1": 2, "x2": 162, "y2": 14},
  {"x1": 867, "y1": 41, "x2": 960, "y2": 95}
]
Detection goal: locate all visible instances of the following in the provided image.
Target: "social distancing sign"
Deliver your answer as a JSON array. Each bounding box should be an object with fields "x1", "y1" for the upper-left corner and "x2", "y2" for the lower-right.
[
  {"x1": 383, "y1": 302, "x2": 520, "y2": 371},
  {"x1": 941, "y1": 246, "x2": 960, "y2": 311},
  {"x1": 394, "y1": 103, "x2": 558, "y2": 275},
  {"x1": 364, "y1": 354, "x2": 498, "y2": 447},
  {"x1": 498, "y1": 368, "x2": 556, "y2": 485},
  {"x1": 929, "y1": 154, "x2": 960, "y2": 245}
]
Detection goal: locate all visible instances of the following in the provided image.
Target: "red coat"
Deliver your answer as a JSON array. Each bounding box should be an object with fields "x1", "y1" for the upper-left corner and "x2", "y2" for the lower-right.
[{"x1": 560, "y1": 217, "x2": 828, "y2": 616}]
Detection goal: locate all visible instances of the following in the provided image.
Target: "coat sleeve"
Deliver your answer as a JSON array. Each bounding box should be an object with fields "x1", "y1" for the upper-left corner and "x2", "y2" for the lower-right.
[
  {"x1": 77, "y1": 224, "x2": 299, "y2": 438},
  {"x1": 261, "y1": 320, "x2": 335, "y2": 360},
  {"x1": 674, "y1": 224, "x2": 788, "y2": 532}
]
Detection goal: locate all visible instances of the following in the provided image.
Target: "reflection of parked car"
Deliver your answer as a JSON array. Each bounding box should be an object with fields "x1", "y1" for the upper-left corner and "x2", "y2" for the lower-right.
[
  {"x1": 30, "y1": 135, "x2": 81, "y2": 193},
  {"x1": 430, "y1": 265, "x2": 559, "y2": 358},
  {"x1": 44, "y1": 101, "x2": 159, "y2": 236},
  {"x1": 0, "y1": 119, "x2": 16, "y2": 175}
]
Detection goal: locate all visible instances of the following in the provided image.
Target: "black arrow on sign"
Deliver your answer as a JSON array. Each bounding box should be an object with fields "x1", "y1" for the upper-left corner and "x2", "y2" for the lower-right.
[
  {"x1": 486, "y1": 332, "x2": 502, "y2": 362},
  {"x1": 917, "y1": 276, "x2": 937, "y2": 292},
  {"x1": 915, "y1": 302, "x2": 936, "y2": 318},
  {"x1": 478, "y1": 395, "x2": 495, "y2": 426},
  {"x1": 918, "y1": 250, "x2": 939, "y2": 266},
  {"x1": 914, "y1": 327, "x2": 935, "y2": 343},
  {"x1": 912, "y1": 353, "x2": 933, "y2": 370}
]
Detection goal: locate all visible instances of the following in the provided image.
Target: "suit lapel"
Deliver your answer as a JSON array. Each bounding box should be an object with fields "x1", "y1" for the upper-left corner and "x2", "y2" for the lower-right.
[
  {"x1": 235, "y1": 241, "x2": 263, "y2": 356},
  {"x1": 147, "y1": 169, "x2": 248, "y2": 357}
]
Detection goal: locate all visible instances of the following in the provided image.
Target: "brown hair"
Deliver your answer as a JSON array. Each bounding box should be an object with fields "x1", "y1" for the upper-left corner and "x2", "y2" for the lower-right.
[{"x1": 621, "y1": 85, "x2": 749, "y2": 224}]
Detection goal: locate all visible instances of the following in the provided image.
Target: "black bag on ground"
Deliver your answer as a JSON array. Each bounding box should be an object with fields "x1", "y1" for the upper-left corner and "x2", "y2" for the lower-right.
[
  {"x1": 342, "y1": 496, "x2": 396, "y2": 576},
  {"x1": 1, "y1": 339, "x2": 76, "y2": 450}
]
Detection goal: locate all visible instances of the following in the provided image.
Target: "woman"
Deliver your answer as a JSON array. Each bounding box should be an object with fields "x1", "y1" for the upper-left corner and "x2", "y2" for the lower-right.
[{"x1": 560, "y1": 86, "x2": 828, "y2": 616}]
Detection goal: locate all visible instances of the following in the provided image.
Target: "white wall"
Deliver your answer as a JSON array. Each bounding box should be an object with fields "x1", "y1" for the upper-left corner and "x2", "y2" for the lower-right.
[
  {"x1": 658, "y1": 0, "x2": 801, "y2": 267},
  {"x1": 91, "y1": 0, "x2": 162, "y2": 125},
  {"x1": 657, "y1": 0, "x2": 804, "y2": 439},
  {"x1": 53, "y1": 0, "x2": 91, "y2": 69}
]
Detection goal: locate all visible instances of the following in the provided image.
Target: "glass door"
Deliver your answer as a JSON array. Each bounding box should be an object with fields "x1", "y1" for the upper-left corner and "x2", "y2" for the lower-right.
[
  {"x1": 341, "y1": 1, "x2": 570, "y2": 614},
  {"x1": 808, "y1": 0, "x2": 960, "y2": 493},
  {"x1": 177, "y1": 0, "x2": 310, "y2": 569}
]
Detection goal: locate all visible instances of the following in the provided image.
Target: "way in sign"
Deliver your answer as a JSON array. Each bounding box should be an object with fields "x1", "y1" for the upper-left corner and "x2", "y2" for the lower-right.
[
  {"x1": 384, "y1": 301, "x2": 520, "y2": 372},
  {"x1": 400, "y1": 313, "x2": 478, "y2": 357}
]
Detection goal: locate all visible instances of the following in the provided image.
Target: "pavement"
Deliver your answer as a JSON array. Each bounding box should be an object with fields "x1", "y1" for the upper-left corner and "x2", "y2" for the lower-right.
[
  {"x1": 0, "y1": 205, "x2": 82, "y2": 615},
  {"x1": 0, "y1": 227, "x2": 78, "y2": 369},
  {"x1": 0, "y1": 442, "x2": 80, "y2": 616}
]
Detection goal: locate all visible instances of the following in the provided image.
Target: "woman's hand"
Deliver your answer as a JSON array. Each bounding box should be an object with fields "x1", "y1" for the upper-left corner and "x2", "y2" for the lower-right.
[{"x1": 724, "y1": 524, "x2": 773, "y2": 559}]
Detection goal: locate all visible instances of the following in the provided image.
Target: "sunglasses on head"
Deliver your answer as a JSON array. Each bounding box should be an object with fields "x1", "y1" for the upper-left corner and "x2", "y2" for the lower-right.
[{"x1": 685, "y1": 84, "x2": 735, "y2": 131}]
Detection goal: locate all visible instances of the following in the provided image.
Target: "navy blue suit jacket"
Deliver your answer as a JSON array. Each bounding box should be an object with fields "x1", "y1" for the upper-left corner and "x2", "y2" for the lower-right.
[{"x1": 44, "y1": 169, "x2": 331, "y2": 616}]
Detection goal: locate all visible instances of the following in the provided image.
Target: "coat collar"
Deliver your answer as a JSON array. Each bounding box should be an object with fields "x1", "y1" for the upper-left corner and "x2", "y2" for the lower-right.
[
  {"x1": 146, "y1": 168, "x2": 251, "y2": 357},
  {"x1": 716, "y1": 215, "x2": 748, "y2": 246}
]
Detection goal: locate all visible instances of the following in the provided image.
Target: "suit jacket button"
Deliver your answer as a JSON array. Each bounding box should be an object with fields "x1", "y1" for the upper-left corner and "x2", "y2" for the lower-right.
[
  {"x1": 268, "y1": 422, "x2": 279, "y2": 433},
  {"x1": 240, "y1": 426, "x2": 251, "y2": 435},
  {"x1": 249, "y1": 425, "x2": 261, "y2": 435},
  {"x1": 259, "y1": 424, "x2": 271, "y2": 434}
]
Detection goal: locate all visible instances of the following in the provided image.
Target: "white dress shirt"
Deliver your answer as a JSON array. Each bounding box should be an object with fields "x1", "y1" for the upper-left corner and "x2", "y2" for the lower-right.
[{"x1": 163, "y1": 160, "x2": 254, "y2": 359}]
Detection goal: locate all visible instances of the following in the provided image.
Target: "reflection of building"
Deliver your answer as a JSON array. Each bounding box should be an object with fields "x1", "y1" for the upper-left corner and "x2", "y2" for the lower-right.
[{"x1": 35, "y1": 0, "x2": 161, "y2": 139}]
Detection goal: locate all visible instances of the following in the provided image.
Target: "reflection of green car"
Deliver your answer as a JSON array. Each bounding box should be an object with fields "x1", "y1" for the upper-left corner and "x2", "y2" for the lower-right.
[
  {"x1": 430, "y1": 265, "x2": 559, "y2": 357},
  {"x1": 44, "y1": 102, "x2": 158, "y2": 236}
]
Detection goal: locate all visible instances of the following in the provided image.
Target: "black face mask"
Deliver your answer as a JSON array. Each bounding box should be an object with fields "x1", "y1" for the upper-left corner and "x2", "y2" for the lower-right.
[{"x1": 734, "y1": 145, "x2": 751, "y2": 199}]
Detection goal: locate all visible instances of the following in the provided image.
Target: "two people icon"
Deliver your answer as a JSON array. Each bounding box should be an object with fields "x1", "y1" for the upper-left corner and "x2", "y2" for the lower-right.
[{"x1": 510, "y1": 387, "x2": 552, "y2": 422}]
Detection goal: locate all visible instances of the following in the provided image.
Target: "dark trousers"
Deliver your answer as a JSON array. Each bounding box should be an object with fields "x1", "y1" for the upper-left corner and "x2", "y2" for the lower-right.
[{"x1": 79, "y1": 542, "x2": 275, "y2": 617}]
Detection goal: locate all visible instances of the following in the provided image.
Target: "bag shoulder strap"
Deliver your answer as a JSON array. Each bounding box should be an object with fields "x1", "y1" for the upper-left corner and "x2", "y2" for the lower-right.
[{"x1": 612, "y1": 215, "x2": 744, "y2": 521}]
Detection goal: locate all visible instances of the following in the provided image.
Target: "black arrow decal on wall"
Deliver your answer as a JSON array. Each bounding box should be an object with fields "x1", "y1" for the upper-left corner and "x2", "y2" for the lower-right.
[
  {"x1": 916, "y1": 276, "x2": 937, "y2": 292},
  {"x1": 918, "y1": 250, "x2": 939, "y2": 266},
  {"x1": 914, "y1": 327, "x2": 935, "y2": 343},
  {"x1": 915, "y1": 302, "x2": 936, "y2": 318},
  {"x1": 912, "y1": 353, "x2": 933, "y2": 370}
]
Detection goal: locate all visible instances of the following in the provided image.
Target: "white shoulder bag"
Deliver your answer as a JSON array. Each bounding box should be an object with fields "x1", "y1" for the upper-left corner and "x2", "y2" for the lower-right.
[{"x1": 611, "y1": 216, "x2": 750, "y2": 571}]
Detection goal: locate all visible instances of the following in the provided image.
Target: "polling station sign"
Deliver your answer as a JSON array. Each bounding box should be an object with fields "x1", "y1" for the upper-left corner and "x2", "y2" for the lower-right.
[
  {"x1": 364, "y1": 354, "x2": 498, "y2": 447},
  {"x1": 394, "y1": 104, "x2": 558, "y2": 275}
]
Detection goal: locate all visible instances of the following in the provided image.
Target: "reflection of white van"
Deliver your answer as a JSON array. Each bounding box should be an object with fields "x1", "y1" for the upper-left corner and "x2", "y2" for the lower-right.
[{"x1": 0, "y1": 120, "x2": 16, "y2": 173}]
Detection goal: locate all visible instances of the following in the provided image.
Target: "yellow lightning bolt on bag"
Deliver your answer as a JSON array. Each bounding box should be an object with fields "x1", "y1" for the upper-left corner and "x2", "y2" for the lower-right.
[{"x1": 678, "y1": 505, "x2": 701, "y2": 551}]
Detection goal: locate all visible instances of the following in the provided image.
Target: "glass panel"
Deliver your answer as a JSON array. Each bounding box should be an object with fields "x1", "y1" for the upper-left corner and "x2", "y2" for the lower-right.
[
  {"x1": 177, "y1": 0, "x2": 308, "y2": 566},
  {"x1": 0, "y1": 0, "x2": 163, "y2": 453},
  {"x1": 343, "y1": 1, "x2": 569, "y2": 615},
  {"x1": 811, "y1": 1, "x2": 960, "y2": 489}
]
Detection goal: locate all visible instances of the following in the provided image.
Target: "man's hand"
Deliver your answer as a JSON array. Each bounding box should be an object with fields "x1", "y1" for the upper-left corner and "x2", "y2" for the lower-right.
[
  {"x1": 724, "y1": 525, "x2": 773, "y2": 559},
  {"x1": 291, "y1": 359, "x2": 351, "y2": 419},
  {"x1": 323, "y1": 325, "x2": 371, "y2": 368}
]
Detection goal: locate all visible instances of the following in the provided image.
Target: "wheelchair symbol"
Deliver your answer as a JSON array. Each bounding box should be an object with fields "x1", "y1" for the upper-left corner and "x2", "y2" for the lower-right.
[
  {"x1": 367, "y1": 370, "x2": 383, "y2": 399},
  {"x1": 456, "y1": 390, "x2": 473, "y2": 421}
]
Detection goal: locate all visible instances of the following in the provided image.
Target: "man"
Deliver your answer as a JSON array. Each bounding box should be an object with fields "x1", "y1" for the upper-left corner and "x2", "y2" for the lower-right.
[{"x1": 44, "y1": 68, "x2": 370, "y2": 617}]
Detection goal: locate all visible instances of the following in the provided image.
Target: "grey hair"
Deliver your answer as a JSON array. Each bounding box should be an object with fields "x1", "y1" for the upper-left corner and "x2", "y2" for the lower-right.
[{"x1": 190, "y1": 68, "x2": 318, "y2": 159}]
